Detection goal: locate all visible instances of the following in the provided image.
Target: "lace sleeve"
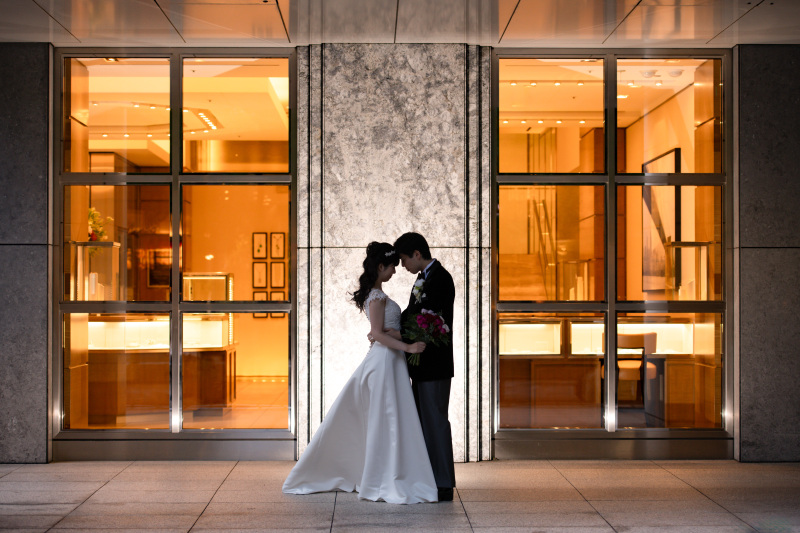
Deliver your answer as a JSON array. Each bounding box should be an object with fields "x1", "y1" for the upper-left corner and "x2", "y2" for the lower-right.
[{"x1": 364, "y1": 289, "x2": 387, "y2": 319}]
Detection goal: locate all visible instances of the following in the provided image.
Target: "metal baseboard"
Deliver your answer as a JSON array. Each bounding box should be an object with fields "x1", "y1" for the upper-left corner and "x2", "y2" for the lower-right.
[
  {"x1": 494, "y1": 437, "x2": 733, "y2": 460},
  {"x1": 52, "y1": 439, "x2": 295, "y2": 461}
]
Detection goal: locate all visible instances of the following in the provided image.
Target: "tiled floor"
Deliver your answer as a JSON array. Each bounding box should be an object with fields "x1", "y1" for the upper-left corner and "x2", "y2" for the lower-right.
[{"x1": 1, "y1": 460, "x2": 798, "y2": 532}]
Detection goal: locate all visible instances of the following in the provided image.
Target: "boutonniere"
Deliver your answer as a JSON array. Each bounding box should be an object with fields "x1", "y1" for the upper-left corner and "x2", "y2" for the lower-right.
[{"x1": 412, "y1": 279, "x2": 426, "y2": 304}]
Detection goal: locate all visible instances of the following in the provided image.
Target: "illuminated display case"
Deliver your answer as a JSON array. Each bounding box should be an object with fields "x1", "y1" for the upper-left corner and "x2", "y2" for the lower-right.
[
  {"x1": 183, "y1": 272, "x2": 233, "y2": 301},
  {"x1": 69, "y1": 241, "x2": 122, "y2": 301}
]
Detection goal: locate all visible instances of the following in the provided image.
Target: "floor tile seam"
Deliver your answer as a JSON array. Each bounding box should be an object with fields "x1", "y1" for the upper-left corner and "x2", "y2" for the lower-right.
[
  {"x1": 453, "y1": 488, "x2": 474, "y2": 532},
  {"x1": 546, "y1": 460, "x2": 619, "y2": 533},
  {"x1": 329, "y1": 491, "x2": 336, "y2": 533},
  {"x1": 187, "y1": 460, "x2": 239, "y2": 532},
  {"x1": 43, "y1": 460, "x2": 137, "y2": 533},
  {"x1": 636, "y1": 464, "x2": 760, "y2": 532}
]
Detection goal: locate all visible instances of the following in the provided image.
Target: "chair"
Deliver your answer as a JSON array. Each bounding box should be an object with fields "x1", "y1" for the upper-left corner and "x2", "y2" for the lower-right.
[{"x1": 616, "y1": 333, "x2": 657, "y2": 407}]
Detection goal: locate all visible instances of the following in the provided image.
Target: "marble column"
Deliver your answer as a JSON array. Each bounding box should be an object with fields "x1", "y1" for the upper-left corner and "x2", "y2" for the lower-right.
[
  {"x1": 0, "y1": 43, "x2": 51, "y2": 463},
  {"x1": 737, "y1": 44, "x2": 800, "y2": 461},
  {"x1": 295, "y1": 44, "x2": 493, "y2": 461}
]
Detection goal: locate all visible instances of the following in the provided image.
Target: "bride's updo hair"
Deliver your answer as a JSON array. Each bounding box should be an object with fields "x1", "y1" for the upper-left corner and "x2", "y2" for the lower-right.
[{"x1": 352, "y1": 241, "x2": 400, "y2": 311}]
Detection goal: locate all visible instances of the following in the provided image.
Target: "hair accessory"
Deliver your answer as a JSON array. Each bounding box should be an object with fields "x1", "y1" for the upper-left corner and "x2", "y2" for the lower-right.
[{"x1": 385, "y1": 250, "x2": 395, "y2": 257}]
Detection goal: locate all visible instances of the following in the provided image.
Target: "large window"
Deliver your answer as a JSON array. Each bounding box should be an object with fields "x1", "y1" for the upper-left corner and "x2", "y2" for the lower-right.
[
  {"x1": 496, "y1": 52, "x2": 728, "y2": 437},
  {"x1": 56, "y1": 50, "x2": 293, "y2": 440}
]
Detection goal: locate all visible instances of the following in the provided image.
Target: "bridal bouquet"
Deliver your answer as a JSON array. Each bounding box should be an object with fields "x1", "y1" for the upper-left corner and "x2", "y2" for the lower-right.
[{"x1": 403, "y1": 309, "x2": 450, "y2": 366}]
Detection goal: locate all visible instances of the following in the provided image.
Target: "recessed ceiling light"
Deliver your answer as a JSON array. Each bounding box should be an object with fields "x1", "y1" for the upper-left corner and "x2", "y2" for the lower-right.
[
  {"x1": 190, "y1": 131, "x2": 195, "y2": 134},
  {"x1": 503, "y1": 120, "x2": 508, "y2": 124},
  {"x1": 510, "y1": 81, "x2": 517, "y2": 86},
  {"x1": 617, "y1": 95, "x2": 628, "y2": 99},
  {"x1": 133, "y1": 104, "x2": 139, "y2": 108},
  {"x1": 147, "y1": 134, "x2": 153, "y2": 137},
  {"x1": 656, "y1": 81, "x2": 663, "y2": 86},
  {"x1": 204, "y1": 130, "x2": 209, "y2": 133},
  {"x1": 520, "y1": 120, "x2": 526, "y2": 124},
  {"x1": 556, "y1": 120, "x2": 562, "y2": 124},
  {"x1": 529, "y1": 82, "x2": 536, "y2": 87},
  {"x1": 577, "y1": 82, "x2": 584, "y2": 86},
  {"x1": 579, "y1": 120, "x2": 586, "y2": 124},
  {"x1": 183, "y1": 109, "x2": 189, "y2": 113},
  {"x1": 554, "y1": 82, "x2": 561, "y2": 86},
  {"x1": 538, "y1": 120, "x2": 543, "y2": 124},
  {"x1": 123, "y1": 133, "x2": 129, "y2": 137},
  {"x1": 102, "y1": 134, "x2": 108, "y2": 137}
]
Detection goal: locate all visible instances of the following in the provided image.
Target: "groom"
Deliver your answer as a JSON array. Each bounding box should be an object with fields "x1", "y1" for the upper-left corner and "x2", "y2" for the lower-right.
[{"x1": 394, "y1": 232, "x2": 456, "y2": 502}]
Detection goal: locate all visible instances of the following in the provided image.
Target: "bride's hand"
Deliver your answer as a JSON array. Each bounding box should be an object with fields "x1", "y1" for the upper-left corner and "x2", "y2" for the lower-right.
[
  {"x1": 367, "y1": 332, "x2": 375, "y2": 343},
  {"x1": 406, "y1": 341, "x2": 426, "y2": 354}
]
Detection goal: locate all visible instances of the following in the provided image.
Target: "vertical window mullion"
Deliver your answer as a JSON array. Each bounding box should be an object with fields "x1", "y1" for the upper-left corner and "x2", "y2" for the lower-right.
[
  {"x1": 170, "y1": 52, "x2": 182, "y2": 433},
  {"x1": 605, "y1": 53, "x2": 618, "y2": 432}
]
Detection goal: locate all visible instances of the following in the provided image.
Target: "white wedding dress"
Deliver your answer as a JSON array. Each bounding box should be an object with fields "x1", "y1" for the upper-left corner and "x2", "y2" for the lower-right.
[{"x1": 282, "y1": 289, "x2": 438, "y2": 504}]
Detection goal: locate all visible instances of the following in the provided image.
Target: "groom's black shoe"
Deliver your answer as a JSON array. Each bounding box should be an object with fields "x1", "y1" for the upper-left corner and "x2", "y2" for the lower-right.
[{"x1": 437, "y1": 487, "x2": 454, "y2": 501}]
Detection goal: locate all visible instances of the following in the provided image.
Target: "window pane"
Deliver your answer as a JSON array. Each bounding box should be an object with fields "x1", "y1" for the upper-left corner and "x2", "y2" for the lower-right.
[
  {"x1": 499, "y1": 185, "x2": 605, "y2": 301},
  {"x1": 182, "y1": 312, "x2": 289, "y2": 429},
  {"x1": 499, "y1": 313, "x2": 604, "y2": 428},
  {"x1": 64, "y1": 185, "x2": 172, "y2": 301},
  {"x1": 617, "y1": 59, "x2": 722, "y2": 173},
  {"x1": 617, "y1": 313, "x2": 723, "y2": 429},
  {"x1": 63, "y1": 313, "x2": 170, "y2": 429},
  {"x1": 499, "y1": 58, "x2": 605, "y2": 174},
  {"x1": 182, "y1": 58, "x2": 289, "y2": 173},
  {"x1": 181, "y1": 185, "x2": 290, "y2": 301},
  {"x1": 63, "y1": 58, "x2": 170, "y2": 173},
  {"x1": 617, "y1": 185, "x2": 722, "y2": 301}
]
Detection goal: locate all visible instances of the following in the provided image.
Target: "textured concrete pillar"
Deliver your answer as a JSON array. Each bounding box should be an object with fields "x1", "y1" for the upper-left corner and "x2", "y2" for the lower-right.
[
  {"x1": 737, "y1": 44, "x2": 800, "y2": 461},
  {"x1": 295, "y1": 44, "x2": 492, "y2": 461},
  {"x1": 0, "y1": 43, "x2": 51, "y2": 463}
]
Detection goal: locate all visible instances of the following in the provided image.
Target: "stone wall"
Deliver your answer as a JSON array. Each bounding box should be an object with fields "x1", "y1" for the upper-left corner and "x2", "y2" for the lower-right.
[
  {"x1": 737, "y1": 44, "x2": 800, "y2": 461},
  {"x1": 0, "y1": 43, "x2": 51, "y2": 463}
]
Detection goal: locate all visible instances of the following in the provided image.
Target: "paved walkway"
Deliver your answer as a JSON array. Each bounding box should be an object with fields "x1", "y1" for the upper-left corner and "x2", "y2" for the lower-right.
[{"x1": 1, "y1": 460, "x2": 798, "y2": 532}]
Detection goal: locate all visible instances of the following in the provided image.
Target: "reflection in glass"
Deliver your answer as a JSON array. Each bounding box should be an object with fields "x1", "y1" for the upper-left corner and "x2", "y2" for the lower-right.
[
  {"x1": 63, "y1": 58, "x2": 171, "y2": 173},
  {"x1": 64, "y1": 185, "x2": 172, "y2": 301},
  {"x1": 499, "y1": 58, "x2": 605, "y2": 174},
  {"x1": 182, "y1": 58, "x2": 289, "y2": 173},
  {"x1": 617, "y1": 185, "x2": 722, "y2": 301},
  {"x1": 617, "y1": 59, "x2": 722, "y2": 173},
  {"x1": 499, "y1": 185, "x2": 604, "y2": 301},
  {"x1": 182, "y1": 313, "x2": 289, "y2": 429},
  {"x1": 499, "y1": 313, "x2": 604, "y2": 428},
  {"x1": 616, "y1": 313, "x2": 723, "y2": 429},
  {"x1": 181, "y1": 185, "x2": 290, "y2": 301},
  {"x1": 63, "y1": 313, "x2": 170, "y2": 429}
]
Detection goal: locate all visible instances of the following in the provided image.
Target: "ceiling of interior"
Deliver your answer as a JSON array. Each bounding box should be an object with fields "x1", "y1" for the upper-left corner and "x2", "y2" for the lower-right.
[{"x1": 1, "y1": 0, "x2": 798, "y2": 48}]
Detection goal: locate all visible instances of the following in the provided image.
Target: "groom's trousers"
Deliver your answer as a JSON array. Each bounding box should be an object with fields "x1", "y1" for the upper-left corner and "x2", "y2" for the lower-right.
[{"x1": 412, "y1": 378, "x2": 456, "y2": 489}]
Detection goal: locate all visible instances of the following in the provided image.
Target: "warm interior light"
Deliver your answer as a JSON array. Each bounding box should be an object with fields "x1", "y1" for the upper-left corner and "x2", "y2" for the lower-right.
[
  {"x1": 617, "y1": 95, "x2": 628, "y2": 99},
  {"x1": 554, "y1": 82, "x2": 561, "y2": 86}
]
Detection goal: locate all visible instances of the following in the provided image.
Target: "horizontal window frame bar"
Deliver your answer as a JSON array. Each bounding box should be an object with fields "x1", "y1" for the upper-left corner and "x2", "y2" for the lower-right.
[
  {"x1": 497, "y1": 302, "x2": 608, "y2": 313},
  {"x1": 494, "y1": 428, "x2": 732, "y2": 440},
  {"x1": 497, "y1": 302, "x2": 725, "y2": 314},
  {"x1": 59, "y1": 302, "x2": 292, "y2": 313},
  {"x1": 496, "y1": 174, "x2": 726, "y2": 186},
  {"x1": 53, "y1": 428, "x2": 295, "y2": 440},
  {"x1": 57, "y1": 48, "x2": 295, "y2": 58},
  {"x1": 497, "y1": 174, "x2": 609, "y2": 185},
  {"x1": 178, "y1": 174, "x2": 292, "y2": 184},
  {"x1": 495, "y1": 48, "x2": 730, "y2": 60}
]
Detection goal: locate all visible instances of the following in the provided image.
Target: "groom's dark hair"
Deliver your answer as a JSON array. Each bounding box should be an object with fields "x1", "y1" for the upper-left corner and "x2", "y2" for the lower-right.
[{"x1": 394, "y1": 232, "x2": 432, "y2": 260}]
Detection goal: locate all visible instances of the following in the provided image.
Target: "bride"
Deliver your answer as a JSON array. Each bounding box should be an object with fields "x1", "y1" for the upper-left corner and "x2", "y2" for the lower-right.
[{"x1": 282, "y1": 242, "x2": 438, "y2": 504}]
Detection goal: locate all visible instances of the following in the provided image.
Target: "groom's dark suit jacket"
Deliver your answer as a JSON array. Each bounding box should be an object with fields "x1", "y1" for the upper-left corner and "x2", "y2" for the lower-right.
[{"x1": 401, "y1": 260, "x2": 455, "y2": 382}]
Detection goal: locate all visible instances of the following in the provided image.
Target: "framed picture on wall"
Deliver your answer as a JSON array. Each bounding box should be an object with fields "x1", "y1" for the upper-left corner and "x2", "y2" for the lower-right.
[
  {"x1": 253, "y1": 291, "x2": 267, "y2": 318},
  {"x1": 253, "y1": 232, "x2": 267, "y2": 259},
  {"x1": 270, "y1": 291, "x2": 285, "y2": 318},
  {"x1": 270, "y1": 262, "x2": 285, "y2": 289},
  {"x1": 270, "y1": 232, "x2": 285, "y2": 259},
  {"x1": 147, "y1": 249, "x2": 171, "y2": 288},
  {"x1": 253, "y1": 262, "x2": 268, "y2": 288}
]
